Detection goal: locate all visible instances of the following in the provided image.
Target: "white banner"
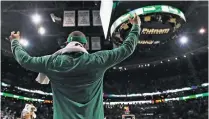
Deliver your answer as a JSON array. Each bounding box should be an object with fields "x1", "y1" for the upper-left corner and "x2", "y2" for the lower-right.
[
  {"x1": 91, "y1": 37, "x2": 101, "y2": 50},
  {"x1": 92, "y1": 10, "x2": 102, "y2": 26},
  {"x1": 78, "y1": 10, "x2": 90, "y2": 26},
  {"x1": 100, "y1": 0, "x2": 113, "y2": 39},
  {"x1": 63, "y1": 11, "x2": 75, "y2": 27}
]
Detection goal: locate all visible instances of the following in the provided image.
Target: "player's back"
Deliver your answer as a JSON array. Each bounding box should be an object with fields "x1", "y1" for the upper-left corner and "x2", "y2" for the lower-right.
[{"x1": 46, "y1": 53, "x2": 106, "y2": 119}]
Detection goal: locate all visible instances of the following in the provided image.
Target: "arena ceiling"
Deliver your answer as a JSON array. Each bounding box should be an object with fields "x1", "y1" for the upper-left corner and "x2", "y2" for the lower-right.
[{"x1": 1, "y1": 1, "x2": 208, "y2": 66}]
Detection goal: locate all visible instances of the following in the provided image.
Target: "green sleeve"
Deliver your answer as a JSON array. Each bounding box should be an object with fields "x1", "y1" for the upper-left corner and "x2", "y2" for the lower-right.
[
  {"x1": 11, "y1": 40, "x2": 54, "y2": 73},
  {"x1": 92, "y1": 24, "x2": 140, "y2": 69}
]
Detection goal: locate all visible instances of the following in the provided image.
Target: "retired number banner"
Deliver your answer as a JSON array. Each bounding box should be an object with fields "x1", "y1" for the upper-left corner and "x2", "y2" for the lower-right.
[
  {"x1": 92, "y1": 10, "x2": 102, "y2": 26},
  {"x1": 91, "y1": 37, "x2": 101, "y2": 50},
  {"x1": 78, "y1": 10, "x2": 90, "y2": 26},
  {"x1": 63, "y1": 11, "x2": 75, "y2": 27}
]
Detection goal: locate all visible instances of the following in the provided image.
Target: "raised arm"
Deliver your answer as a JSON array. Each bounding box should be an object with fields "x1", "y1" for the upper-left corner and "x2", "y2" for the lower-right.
[
  {"x1": 10, "y1": 31, "x2": 55, "y2": 73},
  {"x1": 11, "y1": 39, "x2": 54, "y2": 73},
  {"x1": 92, "y1": 14, "x2": 141, "y2": 69}
]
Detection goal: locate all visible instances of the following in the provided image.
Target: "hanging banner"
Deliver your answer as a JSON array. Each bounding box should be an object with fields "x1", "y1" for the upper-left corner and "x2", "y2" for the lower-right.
[
  {"x1": 63, "y1": 11, "x2": 75, "y2": 27},
  {"x1": 100, "y1": 0, "x2": 113, "y2": 39},
  {"x1": 92, "y1": 10, "x2": 102, "y2": 26},
  {"x1": 78, "y1": 10, "x2": 90, "y2": 26},
  {"x1": 91, "y1": 37, "x2": 101, "y2": 50}
]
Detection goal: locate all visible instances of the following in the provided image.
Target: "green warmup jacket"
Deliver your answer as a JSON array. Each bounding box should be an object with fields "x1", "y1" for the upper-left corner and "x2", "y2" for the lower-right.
[{"x1": 11, "y1": 24, "x2": 140, "y2": 119}]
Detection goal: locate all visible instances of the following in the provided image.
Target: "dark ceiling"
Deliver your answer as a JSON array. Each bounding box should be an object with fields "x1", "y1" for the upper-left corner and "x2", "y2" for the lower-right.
[
  {"x1": 1, "y1": 1, "x2": 102, "y2": 56},
  {"x1": 1, "y1": 1, "x2": 208, "y2": 66}
]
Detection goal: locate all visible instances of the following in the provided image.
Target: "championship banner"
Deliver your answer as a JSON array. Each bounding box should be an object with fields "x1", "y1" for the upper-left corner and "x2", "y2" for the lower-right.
[
  {"x1": 91, "y1": 37, "x2": 101, "y2": 50},
  {"x1": 92, "y1": 10, "x2": 102, "y2": 26},
  {"x1": 63, "y1": 11, "x2": 75, "y2": 27},
  {"x1": 78, "y1": 10, "x2": 90, "y2": 26}
]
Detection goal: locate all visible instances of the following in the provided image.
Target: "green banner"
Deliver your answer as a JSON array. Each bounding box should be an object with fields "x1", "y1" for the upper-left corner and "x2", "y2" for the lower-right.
[{"x1": 1, "y1": 92, "x2": 44, "y2": 102}]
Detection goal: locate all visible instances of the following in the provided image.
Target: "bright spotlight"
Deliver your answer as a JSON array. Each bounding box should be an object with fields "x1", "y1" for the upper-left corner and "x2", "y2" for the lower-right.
[
  {"x1": 161, "y1": 61, "x2": 163, "y2": 63},
  {"x1": 180, "y1": 36, "x2": 188, "y2": 44},
  {"x1": 147, "y1": 64, "x2": 150, "y2": 66},
  {"x1": 184, "y1": 55, "x2": 186, "y2": 58},
  {"x1": 199, "y1": 28, "x2": 205, "y2": 34},
  {"x1": 38, "y1": 27, "x2": 46, "y2": 35},
  {"x1": 175, "y1": 58, "x2": 178, "y2": 60},
  {"x1": 168, "y1": 59, "x2": 170, "y2": 62},
  {"x1": 20, "y1": 39, "x2": 29, "y2": 46},
  {"x1": 32, "y1": 14, "x2": 41, "y2": 24}
]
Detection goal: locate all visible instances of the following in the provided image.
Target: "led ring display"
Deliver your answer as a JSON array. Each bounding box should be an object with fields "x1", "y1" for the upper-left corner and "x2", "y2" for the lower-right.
[{"x1": 110, "y1": 5, "x2": 186, "y2": 50}]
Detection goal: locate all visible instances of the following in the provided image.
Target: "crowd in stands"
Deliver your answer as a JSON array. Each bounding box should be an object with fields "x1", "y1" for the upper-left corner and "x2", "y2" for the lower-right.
[
  {"x1": 1, "y1": 97, "x2": 53, "y2": 119},
  {"x1": 1, "y1": 52, "x2": 208, "y2": 94},
  {"x1": 103, "y1": 68, "x2": 208, "y2": 95},
  {"x1": 1, "y1": 96, "x2": 208, "y2": 119},
  {"x1": 2, "y1": 67, "x2": 207, "y2": 98},
  {"x1": 104, "y1": 98, "x2": 208, "y2": 119}
]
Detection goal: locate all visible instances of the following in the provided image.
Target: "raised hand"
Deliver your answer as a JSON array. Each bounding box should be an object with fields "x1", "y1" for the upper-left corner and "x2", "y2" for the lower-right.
[
  {"x1": 128, "y1": 13, "x2": 141, "y2": 26},
  {"x1": 9, "y1": 31, "x2": 20, "y2": 41}
]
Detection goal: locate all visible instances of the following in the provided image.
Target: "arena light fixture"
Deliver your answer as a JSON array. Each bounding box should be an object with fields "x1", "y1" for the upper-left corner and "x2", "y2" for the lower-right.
[
  {"x1": 184, "y1": 55, "x2": 186, "y2": 58},
  {"x1": 147, "y1": 64, "x2": 150, "y2": 66},
  {"x1": 179, "y1": 36, "x2": 188, "y2": 44},
  {"x1": 175, "y1": 57, "x2": 178, "y2": 60},
  {"x1": 161, "y1": 61, "x2": 163, "y2": 63},
  {"x1": 20, "y1": 39, "x2": 29, "y2": 46},
  {"x1": 38, "y1": 27, "x2": 46, "y2": 35},
  {"x1": 31, "y1": 14, "x2": 41, "y2": 24},
  {"x1": 199, "y1": 28, "x2": 205, "y2": 34},
  {"x1": 168, "y1": 59, "x2": 170, "y2": 62},
  {"x1": 119, "y1": 67, "x2": 122, "y2": 69}
]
